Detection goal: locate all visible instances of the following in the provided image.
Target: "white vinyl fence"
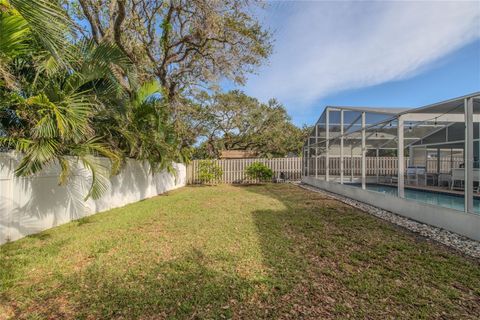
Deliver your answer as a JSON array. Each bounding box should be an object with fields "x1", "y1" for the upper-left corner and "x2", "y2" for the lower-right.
[
  {"x1": 188, "y1": 156, "x2": 465, "y2": 184},
  {"x1": 187, "y1": 157, "x2": 302, "y2": 184},
  {"x1": 0, "y1": 152, "x2": 186, "y2": 244},
  {"x1": 306, "y1": 156, "x2": 464, "y2": 176}
]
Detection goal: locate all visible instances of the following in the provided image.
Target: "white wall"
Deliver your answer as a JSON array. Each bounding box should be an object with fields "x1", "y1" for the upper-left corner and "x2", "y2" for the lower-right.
[{"x1": 0, "y1": 153, "x2": 186, "y2": 244}]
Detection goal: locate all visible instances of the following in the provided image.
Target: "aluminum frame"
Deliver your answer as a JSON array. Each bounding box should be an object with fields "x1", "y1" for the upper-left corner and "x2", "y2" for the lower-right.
[{"x1": 303, "y1": 92, "x2": 480, "y2": 214}]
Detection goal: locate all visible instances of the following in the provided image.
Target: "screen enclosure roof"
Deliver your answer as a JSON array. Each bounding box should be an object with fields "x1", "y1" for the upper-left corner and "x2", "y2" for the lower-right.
[{"x1": 306, "y1": 92, "x2": 480, "y2": 151}]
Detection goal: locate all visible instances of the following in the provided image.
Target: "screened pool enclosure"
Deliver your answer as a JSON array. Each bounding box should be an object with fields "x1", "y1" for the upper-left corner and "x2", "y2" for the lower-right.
[{"x1": 302, "y1": 93, "x2": 480, "y2": 241}]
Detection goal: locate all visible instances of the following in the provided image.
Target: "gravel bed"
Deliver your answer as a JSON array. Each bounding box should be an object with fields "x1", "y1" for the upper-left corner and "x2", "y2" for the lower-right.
[{"x1": 297, "y1": 183, "x2": 480, "y2": 259}]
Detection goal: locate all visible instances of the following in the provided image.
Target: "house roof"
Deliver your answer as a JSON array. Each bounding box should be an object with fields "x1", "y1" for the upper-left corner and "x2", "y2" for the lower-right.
[{"x1": 220, "y1": 150, "x2": 258, "y2": 159}]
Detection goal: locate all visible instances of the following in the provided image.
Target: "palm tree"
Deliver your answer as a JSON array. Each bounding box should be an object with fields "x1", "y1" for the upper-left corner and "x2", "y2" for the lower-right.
[
  {"x1": 94, "y1": 79, "x2": 189, "y2": 177},
  {"x1": 0, "y1": 0, "x2": 72, "y2": 84},
  {"x1": 126, "y1": 80, "x2": 188, "y2": 174},
  {"x1": 0, "y1": 15, "x2": 129, "y2": 199},
  {"x1": 0, "y1": 0, "x2": 188, "y2": 200}
]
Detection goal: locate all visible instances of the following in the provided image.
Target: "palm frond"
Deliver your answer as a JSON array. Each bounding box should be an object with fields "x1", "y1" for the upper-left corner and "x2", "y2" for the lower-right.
[
  {"x1": 14, "y1": 138, "x2": 59, "y2": 176},
  {"x1": 90, "y1": 41, "x2": 131, "y2": 71},
  {"x1": 35, "y1": 52, "x2": 62, "y2": 78},
  {"x1": 65, "y1": 41, "x2": 131, "y2": 93},
  {"x1": 26, "y1": 91, "x2": 95, "y2": 142},
  {"x1": 79, "y1": 155, "x2": 110, "y2": 200},
  {"x1": 0, "y1": 12, "x2": 29, "y2": 58},
  {"x1": 74, "y1": 138, "x2": 122, "y2": 175},
  {"x1": 67, "y1": 138, "x2": 122, "y2": 200},
  {"x1": 134, "y1": 80, "x2": 162, "y2": 107},
  {"x1": 0, "y1": 136, "x2": 32, "y2": 153},
  {"x1": 0, "y1": 11, "x2": 30, "y2": 89},
  {"x1": 88, "y1": 144, "x2": 121, "y2": 176},
  {"x1": 9, "y1": 0, "x2": 73, "y2": 66},
  {"x1": 31, "y1": 113, "x2": 58, "y2": 139},
  {"x1": 61, "y1": 91, "x2": 96, "y2": 140},
  {"x1": 58, "y1": 157, "x2": 70, "y2": 185}
]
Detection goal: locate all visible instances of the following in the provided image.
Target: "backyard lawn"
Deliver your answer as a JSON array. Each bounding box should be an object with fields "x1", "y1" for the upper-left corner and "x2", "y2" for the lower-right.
[{"x1": 0, "y1": 184, "x2": 479, "y2": 319}]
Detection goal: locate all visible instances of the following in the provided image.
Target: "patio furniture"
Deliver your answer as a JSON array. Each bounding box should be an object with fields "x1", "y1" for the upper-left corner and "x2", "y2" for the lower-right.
[
  {"x1": 406, "y1": 166, "x2": 426, "y2": 186},
  {"x1": 451, "y1": 168, "x2": 464, "y2": 190},
  {"x1": 381, "y1": 168, "x2": 426, "y2": 186},
  {"x1": 437, "y1": 173, "x2": 451, "y2": 188},
  {"x1": 450, "y1": 168, "x2": 480, "y2": 190},
  {"x1": 426, "y1": 172, "x2": 438, "y2": 186},
  {"x1": 383, "y1": 175, "x2": 397, "y2": 184}
]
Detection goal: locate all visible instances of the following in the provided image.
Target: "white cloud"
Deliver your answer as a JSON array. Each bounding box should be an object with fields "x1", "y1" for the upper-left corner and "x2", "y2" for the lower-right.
[{"x1": 244, "y1": 1, "x2": 480, "y2": 108}]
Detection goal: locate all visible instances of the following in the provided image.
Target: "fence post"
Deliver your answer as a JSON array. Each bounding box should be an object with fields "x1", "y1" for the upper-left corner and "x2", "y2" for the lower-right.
[{"x1": 340, "y1": 110, "x2": 344, "y2": 184}]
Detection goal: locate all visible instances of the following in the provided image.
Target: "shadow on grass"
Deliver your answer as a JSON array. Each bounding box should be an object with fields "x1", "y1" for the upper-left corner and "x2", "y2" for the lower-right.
[
  {"x1": 2, "y1": 184, "x2": 479, "y2": 319},
  {"x1": 1, "y1": 185, "x2": 312, "y2": 319},
  {"x1": 239, "y1": 184, "x2": 480, "y2": 318},
  {"x1": 65, "y1": 249, "x2": 258, "y2": 319},
  {"x1": 10, "y1": 247, "x2": 291, "y2": 319},
  {"x1": 0, "y1": 235, "x2": 72, "y2": 313}
]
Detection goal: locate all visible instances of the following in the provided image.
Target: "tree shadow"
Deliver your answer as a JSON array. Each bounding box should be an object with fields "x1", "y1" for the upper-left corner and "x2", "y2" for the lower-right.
[
  {"x1": 237, "y1": 184, "x2": 480, "y2": 318},
  {"x1": 1, "y1": 185, "x2": 316, "y2": 319},
  {"x1": 237, "y1": 184, "x2": 351, "y2": 317},
  {"x1": 0, "y1": 183, "x2": 382, "y2": 318},
  {"x1": 5, "y1": 247, "x2": 275, "y2": 319},
  {"x1": 2, "y1": 183, "x2": 479, "y2": 319}
]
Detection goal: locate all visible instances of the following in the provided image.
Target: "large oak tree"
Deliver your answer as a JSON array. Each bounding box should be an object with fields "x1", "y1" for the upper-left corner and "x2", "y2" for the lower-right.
[
  {"x1": 70, "y1": 0, "x2": 272, "y2": 102},
  {"x1": 191, "y1": 90, "x2": 310, "y2": 158}
]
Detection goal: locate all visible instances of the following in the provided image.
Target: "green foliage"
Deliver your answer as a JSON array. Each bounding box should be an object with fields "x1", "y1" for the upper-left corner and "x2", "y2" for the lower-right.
[
  {"x1": 198, "y1": 160, "x2": 223, "y2": 184},
  {"x1": 190, "y1": 90, "x2": 309, "y2": 159},
  {"x1": 245, "y1": 162, "x2": 273, "y2": 182},
  {"x1": 68, "y1": 0, "x2": 272, "y2": 99},
  {"x1": 9, "y1": 0, "x2": 72, "y2": 64},
  {"x1": 0, "y1": 1, "x2": 30, "y2": 89},
  {"x1": 0, "y1": 46, "x2": 122, "y2": 199},
  {"x1": 0, "y1": 2, "x2": 186, "y2": 199},
  {"x1": 0, "y1": 0, "x2": 271, "y2": 199}
]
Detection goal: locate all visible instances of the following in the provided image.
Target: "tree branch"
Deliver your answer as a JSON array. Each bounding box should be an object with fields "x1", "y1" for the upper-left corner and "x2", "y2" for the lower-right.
[{"x1": 78, "y1": 0, "x2": 101, "y2": 43}]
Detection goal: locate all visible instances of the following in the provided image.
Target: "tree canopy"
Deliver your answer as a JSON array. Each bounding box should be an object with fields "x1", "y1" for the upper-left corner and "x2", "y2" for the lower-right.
[
  {"x1": 69, "y1": 0, "x2": 272, "y2": 101},
  {"x1": 190, "y1": 90, "x2": 310, "y2": 159}
]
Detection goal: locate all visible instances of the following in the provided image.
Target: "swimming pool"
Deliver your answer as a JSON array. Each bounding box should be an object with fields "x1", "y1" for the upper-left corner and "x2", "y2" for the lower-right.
[{"x1": 350, "y1": 184, "x2": 480, "y2": 213}]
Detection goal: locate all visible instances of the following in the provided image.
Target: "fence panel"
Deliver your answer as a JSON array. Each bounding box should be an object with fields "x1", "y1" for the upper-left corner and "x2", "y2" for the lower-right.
[
  {"x1": 187, "y1": 157, "x2": 303, "y2": 184},
  {"x1": 0, "y1": 152, "x2": 186, "y2": 244},
  {"x1": 187, "y1": 156, "x2": 466, "y2": 184}
]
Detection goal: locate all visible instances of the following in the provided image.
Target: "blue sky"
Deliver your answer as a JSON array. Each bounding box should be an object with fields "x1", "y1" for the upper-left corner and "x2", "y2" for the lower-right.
[{"x1": 227, "y1": 1, "x2": 480, "y2": 126}]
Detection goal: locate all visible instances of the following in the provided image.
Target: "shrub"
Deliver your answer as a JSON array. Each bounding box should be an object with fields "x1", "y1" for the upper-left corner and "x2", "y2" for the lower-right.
[
  {"x1": 245, "y1": 162, "x2": 273, "y2": 182},
  {"x1": 198, "y1": 160, "x2": 223, "y2": 184}
]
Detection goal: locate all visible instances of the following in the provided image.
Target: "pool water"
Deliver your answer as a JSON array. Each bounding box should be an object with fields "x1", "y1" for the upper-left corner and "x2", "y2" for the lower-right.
[{"x1": 353, "y1": 184, "x2": 480, "y2": 213}]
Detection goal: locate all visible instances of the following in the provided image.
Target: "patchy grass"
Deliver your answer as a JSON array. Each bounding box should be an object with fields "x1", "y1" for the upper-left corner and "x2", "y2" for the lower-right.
[{"x1": 0, "y1": 184, "x2": 479, "y2": 319}]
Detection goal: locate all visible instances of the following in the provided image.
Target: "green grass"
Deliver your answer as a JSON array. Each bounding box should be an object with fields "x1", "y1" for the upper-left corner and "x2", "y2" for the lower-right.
[{"x1": 0, "y1": 184, "x2": 479, "y2": 319}]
